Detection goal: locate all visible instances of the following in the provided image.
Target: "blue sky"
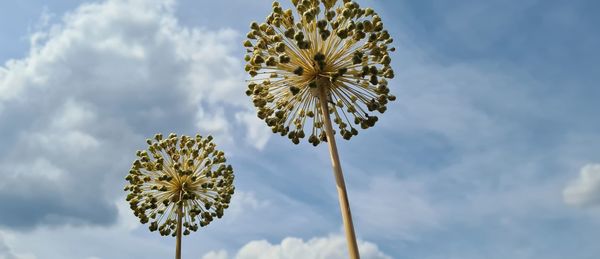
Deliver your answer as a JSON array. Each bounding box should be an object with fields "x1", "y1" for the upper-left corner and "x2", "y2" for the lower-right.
[{"x1": 0, "y1": 0, "x2": 599, "y2": 258}]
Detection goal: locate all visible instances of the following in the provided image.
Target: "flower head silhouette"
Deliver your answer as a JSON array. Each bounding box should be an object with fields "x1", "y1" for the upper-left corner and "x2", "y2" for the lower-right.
[
  {"x1": 125, "y1": 133, "x2": 234, "y2": 258},
  {"x1": 244, "y1": 0, "x2": 395, "y2": 146}
]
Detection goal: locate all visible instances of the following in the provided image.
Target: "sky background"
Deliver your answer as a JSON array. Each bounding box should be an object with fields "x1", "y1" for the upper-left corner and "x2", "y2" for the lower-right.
[{"x1": 1, "y1": 0, "x2": 600, "y2": 258}]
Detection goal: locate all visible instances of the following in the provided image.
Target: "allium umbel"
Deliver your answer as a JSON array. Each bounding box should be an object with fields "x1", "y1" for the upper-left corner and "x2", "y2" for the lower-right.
[
  {"x1": 124, "y1": 133, "x2": 234, "y2": 237},
  {"x1": 244, "y1": 0, "x2": 395, "y2": 146}
]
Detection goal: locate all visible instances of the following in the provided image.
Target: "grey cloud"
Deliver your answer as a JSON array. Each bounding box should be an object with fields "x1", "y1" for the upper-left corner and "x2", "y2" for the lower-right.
[
  {"x1": 0, "y1": 234, "x2": 18, "y2": 259},
  {"x1": 0, "y1": 0, "x2": 268, "y2": 229}
]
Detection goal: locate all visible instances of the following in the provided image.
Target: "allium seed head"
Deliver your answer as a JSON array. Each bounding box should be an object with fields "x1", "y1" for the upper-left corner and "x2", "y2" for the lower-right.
[
  {"x1": 124, "y1": 133, "x2": 235, "y2": 236},
  {"x1": 244, "y1": 0, "x2": 395, "y2": 146}
]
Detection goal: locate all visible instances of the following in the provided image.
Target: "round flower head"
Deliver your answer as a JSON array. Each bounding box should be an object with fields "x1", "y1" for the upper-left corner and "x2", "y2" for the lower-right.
[
  {"x1": 244, "y1": 0, "x2": 395, "y2": 146},
  {"x1": 124, "y1": 133, "x2": 235, "y2": 236}
]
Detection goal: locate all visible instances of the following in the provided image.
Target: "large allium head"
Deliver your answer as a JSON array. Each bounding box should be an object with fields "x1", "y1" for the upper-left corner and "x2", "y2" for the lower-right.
[
  {"x1": 244, "y1": 0, "x2": 395, "y2": 146},
  {"x1": 124, "y1": 133, "x2": 235, "y2": 236}
]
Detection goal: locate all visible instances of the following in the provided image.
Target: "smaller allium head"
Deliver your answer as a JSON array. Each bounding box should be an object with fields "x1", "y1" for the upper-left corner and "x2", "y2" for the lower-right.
[
  {"x1": 124, "y1": 133, "x2": 235, "y2": 236},
  {"x1": 244, "y1": 0, "x2": 396, "y2": 146}
]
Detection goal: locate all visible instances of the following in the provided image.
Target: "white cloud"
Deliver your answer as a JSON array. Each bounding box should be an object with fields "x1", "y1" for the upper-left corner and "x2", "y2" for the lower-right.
[
  {"x1": 202, "y1": 235, "x2": 391, "y2": 259},
  {"x1": 226, "y1": 191, "x2": 270, "y2": 220},
  {"x1": 0, "y1": 0, "x2": 269, "y2": 229},
  {"x1": 563, "y1": 164, "x2": 600, "y2": 207},
  {"x1": 235, "y1": 111, "x2": 271, "y2": 150},
  {"x1": 202, "y1": 250, "x2": 228, "y2": 259}
]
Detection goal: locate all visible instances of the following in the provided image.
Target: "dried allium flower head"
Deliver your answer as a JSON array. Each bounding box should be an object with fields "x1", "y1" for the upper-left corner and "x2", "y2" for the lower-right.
[
  {"x1": 124, "y1": 133, "x2": 235, "y2": 237},
  {"x1": 244, "y1": 0, "x2": 396, "y2": 146}
]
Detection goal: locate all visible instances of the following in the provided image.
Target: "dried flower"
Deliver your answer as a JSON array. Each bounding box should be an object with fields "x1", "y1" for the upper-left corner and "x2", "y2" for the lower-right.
[
  {"x1": 124, "y1": 133, "x2": 235, "y2": 237},
  {"x1": 244, "y1": 0, "x2": 396, "y2": 146}
]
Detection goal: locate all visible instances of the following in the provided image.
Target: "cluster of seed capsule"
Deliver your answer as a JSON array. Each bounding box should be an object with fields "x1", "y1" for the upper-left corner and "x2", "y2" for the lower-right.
[
  {"x1": 124, "y1": 133, "x2": 235, "y2": 237},
  {"x1": 243, "y1": 0, "x2": 396, "y2": 146}
]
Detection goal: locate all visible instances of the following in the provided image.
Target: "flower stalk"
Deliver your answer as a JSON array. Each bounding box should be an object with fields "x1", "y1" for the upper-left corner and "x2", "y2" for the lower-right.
[
  {"x1": 318, "y1": 84, "x2": 360, "y2": 259},
  {"x1": 243, "y1": 1, "x2": 395, "y2": 257},
  {"x1": 176, "y1": 204, "x2": 183, "y2": 259}
]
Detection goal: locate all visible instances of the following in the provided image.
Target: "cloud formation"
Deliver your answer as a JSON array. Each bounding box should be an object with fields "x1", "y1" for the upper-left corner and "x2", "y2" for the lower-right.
[
  {"x1": 201, "y1": 235, "x2": 391, "y2": 259},
  {"x1": 0, "y1": 235, "x2": 17, "y2": 259},
  {"x1": 563, "y1": 164, "x2": 600, "y2": 207},
  {"x1": 0, "y1": 0, "x2": 268, "y2": 229},
  {"x1": 0, "y1": 233, "x2": 33, "y2": 259}
]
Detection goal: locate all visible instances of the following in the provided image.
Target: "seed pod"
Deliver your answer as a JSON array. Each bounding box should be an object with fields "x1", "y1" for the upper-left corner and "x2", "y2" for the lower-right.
[
  {"x1": 293, "y1": 66, "x2": 304, "y2": 76},
  {"x1": 124, "y1": 133, "x2": 235, "y2": 237},
  {"x1": 243, "y1": 0, "x2": 396, "y2": 146}
]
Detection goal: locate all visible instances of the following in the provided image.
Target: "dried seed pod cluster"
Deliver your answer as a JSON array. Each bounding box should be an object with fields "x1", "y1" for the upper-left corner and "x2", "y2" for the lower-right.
[
  {"x1": 244, "y1": 0, "x2": 396, "y2": 146},
  {"x1": 124, "y1": 133, "x2": 235, "y2": 236}
]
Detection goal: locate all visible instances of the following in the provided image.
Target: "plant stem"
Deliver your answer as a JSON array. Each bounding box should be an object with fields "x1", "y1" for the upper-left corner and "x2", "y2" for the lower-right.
[
  {"x1": 318, "y1": 86, "x2": 360, "y2": 259},
  {"x1": 175, "y1": 204, "x2": 183, "y2": 259}
]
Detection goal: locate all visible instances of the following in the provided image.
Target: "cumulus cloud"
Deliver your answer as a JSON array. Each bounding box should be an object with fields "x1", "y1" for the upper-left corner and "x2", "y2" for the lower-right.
[
  {"x1": 1, "y1": 189, "x2": 336, "y2": 259},
  {"x1": 201, "y1": 235, "x2": 391, "y2": 259},
  {"x1": 0, "y1": 0, "x2": 268, "y2": 229},
  {"x1": 563, "y1": 164, "x2": 600, "y2": 207},
  {"x1": 202, "y1": 251, "x2": 228, "y2": 259}
]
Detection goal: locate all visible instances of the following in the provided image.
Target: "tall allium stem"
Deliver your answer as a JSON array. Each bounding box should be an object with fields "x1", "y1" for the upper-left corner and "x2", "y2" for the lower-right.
[
  {"x1": 175, "y1": 204, "x2": 183, "y2": 259},
  {"x1": 318, "y1": 86, "x2": 360, "y2": 259}
]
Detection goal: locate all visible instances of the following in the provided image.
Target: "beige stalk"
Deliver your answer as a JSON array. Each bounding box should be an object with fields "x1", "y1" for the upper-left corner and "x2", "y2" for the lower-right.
[{"x1": 318, "y1": 86, "x2": 360, "y2": 259}]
